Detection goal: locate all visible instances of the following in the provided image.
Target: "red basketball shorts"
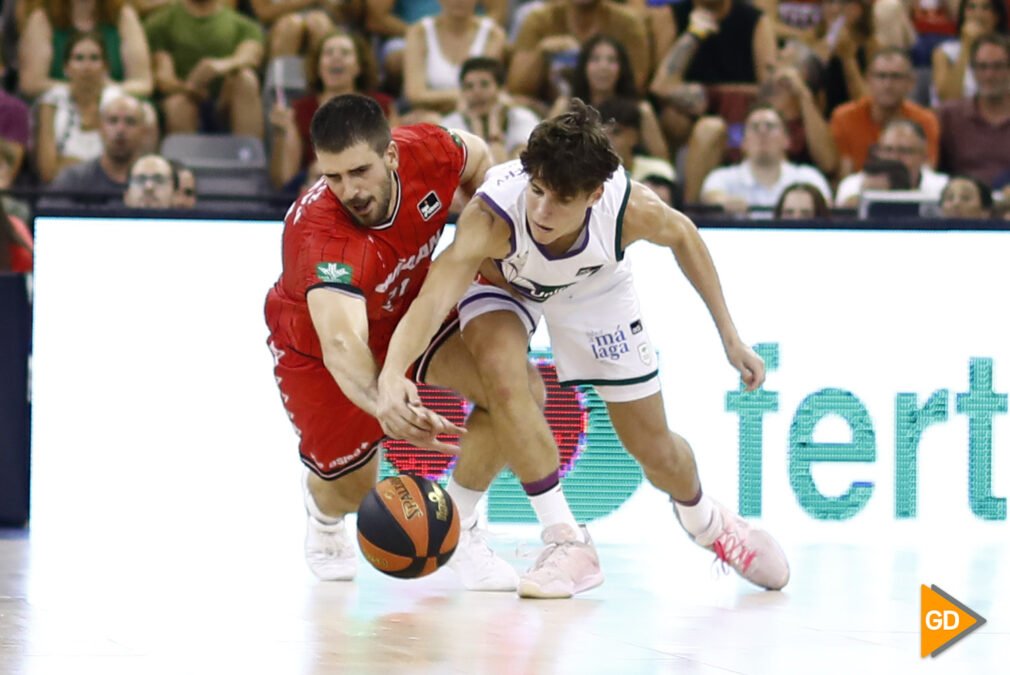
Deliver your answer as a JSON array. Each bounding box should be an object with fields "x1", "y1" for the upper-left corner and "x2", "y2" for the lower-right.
[{"x1": 268, "y1": 313, "x2": 459, "y2": 480}]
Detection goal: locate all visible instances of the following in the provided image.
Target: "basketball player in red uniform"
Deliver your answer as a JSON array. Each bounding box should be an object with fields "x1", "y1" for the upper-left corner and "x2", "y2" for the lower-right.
[{"x1": 264, "y1": 94, "x2": 517, "y2": 589}]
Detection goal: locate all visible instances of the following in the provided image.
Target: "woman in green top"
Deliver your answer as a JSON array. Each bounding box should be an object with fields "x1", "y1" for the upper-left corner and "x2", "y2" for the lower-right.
[{"x1": 18, "y1": 0, "x2": 152, "y2": 99}]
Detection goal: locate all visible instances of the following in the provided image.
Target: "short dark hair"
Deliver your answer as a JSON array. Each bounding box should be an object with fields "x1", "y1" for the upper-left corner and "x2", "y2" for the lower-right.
[
  {"x1": 970, "y1": 33, "x2": 1010, "y2": 65},
  {"x1": 459, "y1": 56, "x2": 505, "y2": 86},
  {"x1": 310, "y1": 94, "x2": 391, "y2": 156},
  {"x1": 863, "y1": 157, "x2": 911, "y2": 189},
  {"x1": 596, "y1": 96, "x2": 642, "y2": 131},
  {"x1": 520, "y1": 98, "x2": 622, "y2": 199},
  {"x1": 773, "y1": 182, "x2": 830, "y2": 219}
]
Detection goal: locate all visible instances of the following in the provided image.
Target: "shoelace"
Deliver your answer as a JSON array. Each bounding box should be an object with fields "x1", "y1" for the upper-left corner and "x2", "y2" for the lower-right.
[
  {"x1": 711, "y1": 530, "x2": 756, "y2": 576},
  {"x1": 531, "y1": 539, "x2": 582, "y2": 571}
]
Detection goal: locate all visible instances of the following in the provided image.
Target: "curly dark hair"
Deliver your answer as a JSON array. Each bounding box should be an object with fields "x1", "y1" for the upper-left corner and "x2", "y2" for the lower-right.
[
  {"x1": 570, "y1": 34, "x2": 639, "y2": 101},
  {"x1": 520, "y1": 99, "x2": 622, "y2": 199}
]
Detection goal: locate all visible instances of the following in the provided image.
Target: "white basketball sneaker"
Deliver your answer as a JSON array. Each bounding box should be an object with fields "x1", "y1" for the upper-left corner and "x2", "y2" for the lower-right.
[
  {"x1": 518, "y1": 524, "x2": 604, "y2": 599},
  {"x1": 302, "y1": 474, "x2": 357, "y2": 581},
  {"x1": 690, "y1": 501, "x2": 790, "y2": 591},
  {"x1": 448, "y1": 522, "x2": 519, "y2": 591}
]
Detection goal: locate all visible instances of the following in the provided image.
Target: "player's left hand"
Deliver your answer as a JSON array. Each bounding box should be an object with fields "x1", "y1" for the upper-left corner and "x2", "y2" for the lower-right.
[
  {"x1": 725, "y1": 341, "x2": 766, "y2": 392},
  {"x1": 377, "y1": 375, "x2": 466, "y2": 453}
]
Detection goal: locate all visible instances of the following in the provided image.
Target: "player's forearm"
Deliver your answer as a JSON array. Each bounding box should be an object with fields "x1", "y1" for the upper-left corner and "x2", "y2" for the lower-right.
[
  {"x1": 381, "y1": 296, "x2": 449, "y2": 383},
  {"x1": 670, "y1": 226, "x2": 742, "y2": 349},
  {"x1": 321, "y1": 339, "x2": 381, "y2": 417}
]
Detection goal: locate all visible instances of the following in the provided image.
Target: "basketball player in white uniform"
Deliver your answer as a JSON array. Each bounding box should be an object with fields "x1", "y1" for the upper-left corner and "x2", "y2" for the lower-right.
[{"x1": 377, "y1": 100, "x2": 790, "y2": 598}]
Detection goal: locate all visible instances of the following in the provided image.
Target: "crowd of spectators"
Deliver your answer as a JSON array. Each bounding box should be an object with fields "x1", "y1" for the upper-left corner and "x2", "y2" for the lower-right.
[{"x1": 3, "y1": 0, "x2": 1010, "y2": 231}]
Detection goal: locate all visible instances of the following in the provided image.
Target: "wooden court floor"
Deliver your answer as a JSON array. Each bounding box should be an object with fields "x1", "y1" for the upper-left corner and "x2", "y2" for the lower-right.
[{"x1": 0, "y1": 522, "x2": 1005, "y2": 675}]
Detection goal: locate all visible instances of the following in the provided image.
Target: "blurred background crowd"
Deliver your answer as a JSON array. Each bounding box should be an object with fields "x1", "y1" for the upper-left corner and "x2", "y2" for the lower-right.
[{"x1": 5, "y1": 0, "x2": 1010, "y2": 272}]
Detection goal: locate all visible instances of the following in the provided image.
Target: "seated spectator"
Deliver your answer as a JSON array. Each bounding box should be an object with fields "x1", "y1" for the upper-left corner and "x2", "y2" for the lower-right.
[
  {"x1": 268, "y1": 28, "x2": 394, "y2": 189},
  {"x1": 938, "y1": 35, "x2": 1010, "y2": 187},
  {"x1": 19, "y1": 0, "x2": 152, "y2": 98},
  {"x1": 34, "y1": 32, "x2": 124, "y2": 183},
  {"x1": 649, "y1": 0, "x2": 777, "y2": 203},
  {"x1": 0, "y1": 197, "x2": 32, "y2": 274},
  {"x1": 700, "y1": 104, "x2": 831, "y2": 214},
  {"x1": 939, "y1": 174, "x2": 993, "y2": 216},
  {"x1": 403, "y1": 0, "x2": 506, "y2": 115},
  {"x1": 442, "y1": 56, "x2": 540, "y2": 164},
  {"x1": 932, "y1": 0, "x2": 1008, "y2": 102},
  {"x1": 0, "y1": 88, "x2": 29, "y2": 187},
  {"x1": 145, "y1": 0, "x2": 264, "y2": 138},
  {"x1": 831, "y1": 47, "x2": 940, "y2": 177},
  {"x1": 836, "y1": 119, "x2": 949, "y2": 206},
  {"x1": 509, "y1": 0, "x2": 649, "y2": 108},
  {"x1": 860, "y1": 156, "x2": 912, "y2": 192},
  {"x1": 597, "y1": 96, "x2": 677, "y2": 187},
  {"x1": 124, "y1": 153, "x2": 176, "y2": 208},
  {"x1": 250, "y1": 0, "x2": 334, "y2": 58},
  {"x1": 549, "y1": 34, "x2": 668, "y2": 161},
  {"x1": 139, "y1": 99, "x2": 160, "y2": 154},
  {"x1": 169, "y1": 159, "x2": 197, "y2": 208},
  {"x1": 41, "y1": 93, "x2": 144, "y2": 206},
  {"x1": 760, "y1": 41, "x2": 838, "y2": 176},
  {"x1": 773, "y1": 181, "x2": 831, "y2": 218}
]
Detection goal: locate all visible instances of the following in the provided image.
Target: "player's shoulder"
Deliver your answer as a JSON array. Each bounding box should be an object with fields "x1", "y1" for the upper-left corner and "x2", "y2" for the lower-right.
[
  {"x1": 480, "y1": 159, "x2": 527, "y2": 191},
  {"x1": 393, "y1": 123, "x2": 459, "y2": 150}
]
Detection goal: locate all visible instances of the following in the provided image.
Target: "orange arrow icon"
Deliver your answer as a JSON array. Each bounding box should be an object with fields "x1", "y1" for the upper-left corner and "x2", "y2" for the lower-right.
[{"x1": 921, "y1": 584, "x2": 987, "y2": 657}]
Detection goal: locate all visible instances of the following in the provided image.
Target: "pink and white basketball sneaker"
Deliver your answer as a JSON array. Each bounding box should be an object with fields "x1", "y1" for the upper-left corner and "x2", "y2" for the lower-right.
[
  {"x1": 518, "y1": 524, "x2": 605, "y2": 599},
  {"x1": 692, "y1": 501, "x2": 790, "y2": 591}
]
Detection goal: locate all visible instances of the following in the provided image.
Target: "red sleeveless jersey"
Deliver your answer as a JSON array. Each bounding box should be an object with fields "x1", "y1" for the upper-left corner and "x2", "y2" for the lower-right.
[{"x1": 265, "y1": 124, "x2": 466, "y2": 362}]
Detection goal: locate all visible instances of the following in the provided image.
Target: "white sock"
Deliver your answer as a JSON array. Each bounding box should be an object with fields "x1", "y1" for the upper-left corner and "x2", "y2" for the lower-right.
[
  {"x1": 530, "y1": 484, "x2": 582, "y2": 542},
  {"x1": 674, "y1": 493, "x2": 718, "y2": 544},
  {"x1": 303, "y1": 473, "x2": 343, "y2": 525},
  {"x1": 446, "y1": 477, "x2": 484, "y2": 529}
]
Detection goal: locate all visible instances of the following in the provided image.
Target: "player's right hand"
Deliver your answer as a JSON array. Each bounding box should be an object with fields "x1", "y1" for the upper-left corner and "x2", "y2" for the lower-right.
[{"x1": 376, "y1": 375, "x2": 466, "y2": 454}]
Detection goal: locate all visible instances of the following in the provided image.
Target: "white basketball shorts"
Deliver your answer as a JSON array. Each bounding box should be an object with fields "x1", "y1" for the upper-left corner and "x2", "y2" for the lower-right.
[{"x1": 457, "y1": 266, "x2": 660, "y2": 402}]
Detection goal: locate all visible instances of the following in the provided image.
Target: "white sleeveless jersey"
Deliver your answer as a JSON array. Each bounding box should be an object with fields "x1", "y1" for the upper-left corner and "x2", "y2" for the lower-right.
[{"x1": 475, "y1": 160, "x2": 631, "y2": 303}]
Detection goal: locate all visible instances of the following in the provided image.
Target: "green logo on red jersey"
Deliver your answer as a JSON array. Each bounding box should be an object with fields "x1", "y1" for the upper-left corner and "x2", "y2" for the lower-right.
[{"x1": 316, "y1": 262, "x2": 353, "y2": 283}]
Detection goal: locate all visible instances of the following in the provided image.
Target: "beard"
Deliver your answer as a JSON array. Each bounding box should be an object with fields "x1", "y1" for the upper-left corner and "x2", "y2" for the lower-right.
[{"x1": 346, "y1": 172, "x2": 394, "y2": 228}]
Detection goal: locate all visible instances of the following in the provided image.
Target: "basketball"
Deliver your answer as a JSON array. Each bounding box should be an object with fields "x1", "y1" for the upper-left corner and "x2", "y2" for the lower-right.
[{"x1": 356, "y1": 475, "x2": 461, "y2": 578}]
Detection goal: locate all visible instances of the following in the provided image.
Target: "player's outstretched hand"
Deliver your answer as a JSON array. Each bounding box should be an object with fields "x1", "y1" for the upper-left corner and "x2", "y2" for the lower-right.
[
  {"x1": 726, "y1": 341, "x2": 766, "y2": 392},
  {"x1": 376, "y1": 375, "x2": 466, "y2": 454}
]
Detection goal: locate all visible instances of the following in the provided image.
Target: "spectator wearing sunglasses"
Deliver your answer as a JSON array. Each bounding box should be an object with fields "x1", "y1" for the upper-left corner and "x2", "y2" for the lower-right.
[{"x1": 124, "y1": 154, "x2": 176, "y2": 208}]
